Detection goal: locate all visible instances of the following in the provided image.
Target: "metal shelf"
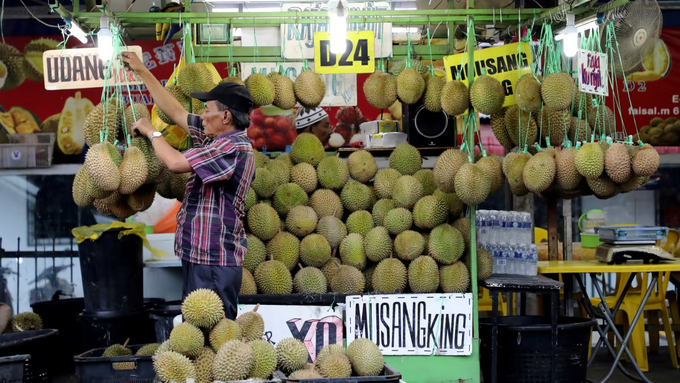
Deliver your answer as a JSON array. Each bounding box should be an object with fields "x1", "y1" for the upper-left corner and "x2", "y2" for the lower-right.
[{"x1": 0, "y1": 164, "x2": 81, "y2": 177}]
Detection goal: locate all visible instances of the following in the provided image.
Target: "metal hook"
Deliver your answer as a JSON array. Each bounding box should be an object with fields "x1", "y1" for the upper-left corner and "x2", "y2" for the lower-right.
[
  {"x1": 500, "y1": 7, "x2": 502, "y2": 24},
  {"x1": 492, "y1": 8, "x2": 495, "y2": 26}
]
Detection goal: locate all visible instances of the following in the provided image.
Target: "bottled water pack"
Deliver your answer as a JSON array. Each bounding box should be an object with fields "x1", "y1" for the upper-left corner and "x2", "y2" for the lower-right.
[{"x1": 476, "y1": 210, "x2": 537, "y2": 276}]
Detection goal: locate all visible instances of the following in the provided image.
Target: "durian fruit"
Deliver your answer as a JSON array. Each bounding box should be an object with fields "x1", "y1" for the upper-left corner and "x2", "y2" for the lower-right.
[
  {"x1": 170, "y1": 172, "x2": 190, "y2": 200},
  {"x1": 363, "y1": 70, "x2": 398, "y2": 110},
  {"x1": 195, "y1": 347, "x2": 215, "y2": 383},
  {"x1": 475, "y1": 154, "x2": 504, "y2": 195},
  {"x1": 469, "y1": 75, "x2": 505, "y2": 115},
  {"x1": 221, "y1": 75, "x2": 245, "y2": 86},
  {"x1": 541, "y1": 72, "x2": 575, "y2": 111},
  {"x1": 433, "y1": 149, "x2": 467, "y2": 193},
  {"x1": 384, "y1": 207, "x2": 413, "y2": 235},
  {"x1": 269, "y1": 72, "x2": 297, "y2": 110},
  {"x1": 236, "y1": 304, "x2": 265, "y2": 341},
  {"x1": 490, "y1": 108, "x2": 515, "y2": 150},
  {"x1": 290, "y1": 163, "x2": 319, "y2": 193},
  {"x1": 429, "y1": 224, "x2": 464, "y2": 265},
  {"x1": 506, "y1": 153, "x2": 531, "y2": 196},
  {"x1": 276, "y1": 337, "x2": 309, "y2": 374},
  {"x1": 246, "y1": 73, "x2": 275, "y2": 108},
  {"x1": 178, "y1": 63, "x2": 215, "y2": 97},
  {"x1": 632, "y1": 145, "x2": 660, "y2": 177},
  {"x1": 347, "y1": 150, "x2": 378, "y2": 183},
  {"x1": 454, "y1": 163, "x2": 491, "y2": 206},
  {"x1": 569, "y1": 117, "x2": 592, "y2": 143},
  {"x1": 319, "y1": 352, "x2": 352, "y2": 378},
  {"x1": 372, "y1": 199, "x2": 395, "y2": 227},
  {"x1": 286, "y1": 205, "x2": 318, "y2": 237},
  {"x1": 505, "y1": 105, "x2": 538, "y2": 147},
  {"x1": 322, "y1": 257, "x2": 342, "y2": 284},
  {"x1": 290, "y1": 367, "x2": 324, "y2": 379},
  {"x1": 467, "y1": 247, "x2": 493, "y2": 281},
  {"x1": 272, "y1": 183, "x2": 308, "y2": 217},
  {"x1": 130, "y1": 137, "x2": 163, "y2": 183},
  {"x1": 316, "y1": 216, "x2": 347, "y2": 250},
  {"x1": 72, "y1": 167, "x2": 97, "y2": 207},
  {"x1": 248, "y1": 339, "x2": 278, "y2": 379},
  {"x1": 252, "y1": 168, "x2": 278, "y2": 198},
  {"x1": 169, "y1": 322, "x2": 204, "y2": 358},
  {"x1": 433, "y1": 189, "x2": 464, "y2": 219},
  {"x1": 396, "y1": 67, "x2": 426, "y2": 105},
  {"x1": 118, "y1": 146, "x2": 148, "y2": 194},
  {"x1": 394, "y1": 230, "x2": 425, "y2": 261},
  {"x1": 310, "y1": 189, "x2": 344, "y2": 219},
  {"x1": 266, "y1": 160, "x2": 292, "y2": 187},
  {"x1": 389, "y1": 143, "x2": 422, "y2": 175},
  {"x1": 136, "y1": 343, "x2": 161, "y2": 356},
  {"x1": 102, "y1": 340, "x2": 131, "y2": 357},
  {"x1": 212, "y1": 339, "x2": 254, "y2": 381},
  {"x1": 555, "y1": 147, "x2": 583, "y2": 191},
  {"x1": 364, "y1": 226, "x2": 393, "y2": 263},
  {"x1": 522, "y1": 151, "x2": 556, "y2": 193},
  {"x1": 248, "y1": 203, "x2": 280, "y2": 241},
  {"x1": 345, "y1": 210, "x2": 375, "y2": 236},
  {"x1": 619, "y1": 175, "x2": 649, "y2": 193},
  {"x1": 291, "y1": 132, "x2": 325, "y2": 166},
  {"x1": 440, "y1": 261, "x2": 470, "y2": 293},
  {"x1": 153, "y1": 351, "x2": 196, "y2": 383},
  {"x1": 453, "y1": 217, "x2": 472, "y2": 249},
  {"x1": 390, "y1": 58, "x2": 429, "y2": 76},
  {"x1": 374, "y1": 168, "x2": 402, "y2": 199},
  {"x1": 587, "y1": 105, "x2": 616, "y2": 132},
  {"x1": 440, "y1": 80, "x2": 470, "y2": 116},
  {"x1": 0, "y1": 43, "x2": 26, "y2": 90},
  {"x1": 254, "y1": 150, "x2": 271, "y2": 169},
  {"x1": 294, "y1": 69, "x2": 326, "y2": 109},
  {"x1": 83, "y1": 102, "x2": 120, "y2": 146},
  {"x1": 587, "y1": 175, "x2": 619, "y2": 199},
  {"x1": 181, "y1": 288, "x2": 224, "y2": 328},
  {"x1": 392, "y1": 176, "x2": 424, "y2": 209},
  {"x1": 409, "y1": 256, "x2": 440, "y2": 293},
  {"x1": 330, "y1": 265, "x2": 365, "y2": 293},
  {"x1": 245, "y1": 188, "x2": 258, "y2": 212},
  {"x1": 346, "y1": 338, "x2": 384, "y2": 376},
  {"x1": 372, "y1": 255, "x2": 407, "y2": 294},
  {"x1": 267, "y1": 231, "x2": 300, "y2": 270},
  {"x1": 300, "y1": 233, "x2": 332, "y2": 267},
  {"x1": 155, "y1": 85, "x2": 196, "y2": 124},
  {"x1": 23, "y1": 39, "x2": 59, "y2": 82},
  {"x1": 538, "y1": 107, "x2": 569, "y2": 146},
  {"x1": 255, "y1": 259, "x2": 293, "y2": 294},
  {"x1": 240, "y1": 269, "x2": 258, "y2": 295},
  {"x1": 155, "y1": 341, "x2": 171, "y2": 357},
  {"x1": 413, "y1": 195, "x2": 448, "y2": 229},
  {"x1": 294, "y1": 264, "x2": 328, "y2": 293},
  {"x1": 423, "y1": 76, "x2": 446, "y2": 112},
  {"x1": 84, "y1": 143, "x2": 121, "y2": 192},
  {"x1": 209, "y1": 318, "x2": 241, "y2": 351},
  {"x1": 575, "y1": 142, "x2": 604, "y2": 179},
  {"x1": 605, "y1": 143, "x2": 632, "y2": 183},
  {"x1": 317, "y1": 344, "x2": 347, "y2": 366},
  {"x1": 340, "y1": 180, "x2": 373, "y2": 212},
  {"x1": 515, "y1": 73, "x2": 542, "y2": 112},
  {"x1": 317, "y1": 156, "x2": 349, "y2": 190},
  {"x1": 339, "y1": 233, "x2": 367, "y2": 270}
]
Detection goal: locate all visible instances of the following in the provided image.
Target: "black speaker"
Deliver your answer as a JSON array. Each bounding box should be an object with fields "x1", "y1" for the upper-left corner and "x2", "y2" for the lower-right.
[{"x1": 402, "y1": 101, "x2": 458, "y2": 148}]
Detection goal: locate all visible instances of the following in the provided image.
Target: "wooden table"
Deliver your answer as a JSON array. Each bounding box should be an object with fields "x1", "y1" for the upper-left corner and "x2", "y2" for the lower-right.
[{"x1": 538, "y1": 260, "x2": 680, "y2": 383}]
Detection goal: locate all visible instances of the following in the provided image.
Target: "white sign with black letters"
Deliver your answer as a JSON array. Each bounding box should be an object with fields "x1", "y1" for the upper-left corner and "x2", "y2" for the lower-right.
[
  {"x1": 238, "y1": 304, "x2": 344, "y2": 362},
  {"x1": 577, "y1": 49, "x2": 609, "y2": 96},
  {"x1": 345, "y1": 294, "x2": 473, "y2": 356}
]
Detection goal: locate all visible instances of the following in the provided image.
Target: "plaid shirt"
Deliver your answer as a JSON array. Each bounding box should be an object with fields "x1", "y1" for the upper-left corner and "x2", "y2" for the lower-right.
[{"x1": 175, "y1": 114, "x2": 255, "y2": 266}]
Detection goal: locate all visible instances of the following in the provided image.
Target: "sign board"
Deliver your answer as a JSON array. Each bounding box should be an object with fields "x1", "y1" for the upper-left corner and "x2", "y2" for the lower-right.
[
  {"x1": 242, "y1": 62, "x2": 357, "y2": 106},
  {"x1": 345, "y1": 293, "x2": 473, "y2": 356},
  {"x1": 42, "y1": 46, "x2": 144, "y2": 90},
  {"x1": 281, "y1": 2, "x2": 392, "y2": 60},
  {"x1": 238, "y1": 304, "x2": 344, "y2": 362},
  {"x1": 443, "y1": 42, "x2": 534, "y2": 108},
  {"x1": 577, "y1": 49, "x2": 609, "y2": 96},
  {"x1": 314, "y1": 31, "x2": 375, "y2": 74}
]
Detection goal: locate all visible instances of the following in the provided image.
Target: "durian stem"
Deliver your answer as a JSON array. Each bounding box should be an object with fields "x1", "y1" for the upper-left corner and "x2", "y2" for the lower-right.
[
  {"x1": 122, "y1": 338, "x2": 130, "y2": 348},
  {"x1": 253, "y1": 303, "x2": 260, "y2": 313}
]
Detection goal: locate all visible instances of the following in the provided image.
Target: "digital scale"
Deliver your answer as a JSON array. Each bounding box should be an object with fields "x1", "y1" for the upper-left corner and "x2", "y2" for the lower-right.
[{"x1": 594, "y1": 225, "x2": 675, "y2": 264}]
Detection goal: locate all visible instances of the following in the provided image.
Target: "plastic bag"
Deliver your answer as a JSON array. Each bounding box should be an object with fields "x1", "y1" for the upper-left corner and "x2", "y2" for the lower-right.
[
  {"x1": 153, "y1": 200, "x2": 181, "y2": 234},
  {"x1": 71, "y1": 221, "x2": 166, "y2": 258}
]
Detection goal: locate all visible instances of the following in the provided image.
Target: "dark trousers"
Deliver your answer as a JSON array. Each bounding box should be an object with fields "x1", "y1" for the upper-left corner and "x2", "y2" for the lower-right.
[{"x1": 181, "y1": 260, "x2": 242, "y2": 320}]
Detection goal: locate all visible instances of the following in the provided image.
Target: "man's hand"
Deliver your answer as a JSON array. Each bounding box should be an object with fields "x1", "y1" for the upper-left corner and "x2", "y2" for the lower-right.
[
  {"x1": 132, "y1": 118, "x2": 156, "y2": 139},
  {"x1": 121, "y1": 51, "x2": 147, "y2": 75}
]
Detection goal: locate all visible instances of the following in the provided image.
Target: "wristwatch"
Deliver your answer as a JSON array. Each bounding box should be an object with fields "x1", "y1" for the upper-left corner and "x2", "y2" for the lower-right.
[{"x1": 149, "y1": 131, "x2": 163, "y2": 142}]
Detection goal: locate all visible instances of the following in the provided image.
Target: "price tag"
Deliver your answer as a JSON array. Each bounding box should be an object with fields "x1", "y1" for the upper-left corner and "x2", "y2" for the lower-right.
[{"x1": 314, "y1": 31, "x2": 375, "y2": 74}]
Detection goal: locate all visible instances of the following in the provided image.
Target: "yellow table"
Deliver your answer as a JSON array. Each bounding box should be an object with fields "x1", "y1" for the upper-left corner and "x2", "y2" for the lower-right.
[{"x1": 538, "y1": 260, "x2": 680, "y2": 383}]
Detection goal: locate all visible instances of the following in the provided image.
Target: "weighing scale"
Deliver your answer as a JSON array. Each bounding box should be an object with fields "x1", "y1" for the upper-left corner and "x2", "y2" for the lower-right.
[{"x1": 594, "y1": 243, "x2": 675, "y2": 264}]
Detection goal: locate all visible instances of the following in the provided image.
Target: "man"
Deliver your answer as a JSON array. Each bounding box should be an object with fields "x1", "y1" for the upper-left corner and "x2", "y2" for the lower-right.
[
  {"x1": 121, "y1": 52, "x2": 255, "y2": 319},
  {"x1": 295, "y1": 107, "x2": 331, "y2": 147}
]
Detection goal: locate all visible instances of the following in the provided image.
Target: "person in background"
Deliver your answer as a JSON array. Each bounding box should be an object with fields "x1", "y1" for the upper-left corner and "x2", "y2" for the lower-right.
[
  {"x1": 295, "y1": 107, "x2": 331, "y2": 147},
  {"x1": 0, "y1": 303, "x2": 11, "y2": 334},
  {"x1": 121, "y1": 51, "x2": 255, "y2": 320}
]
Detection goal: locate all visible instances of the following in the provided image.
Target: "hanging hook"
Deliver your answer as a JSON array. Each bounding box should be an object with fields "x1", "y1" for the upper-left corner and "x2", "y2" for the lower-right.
[{"x1": 492, "y1": 8, "x2": 495, "y2": 26}]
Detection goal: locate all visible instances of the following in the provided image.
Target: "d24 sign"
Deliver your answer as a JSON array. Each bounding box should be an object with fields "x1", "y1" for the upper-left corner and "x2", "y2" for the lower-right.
[{"x1": 314, "y1": 31, "x2": 375, "y2": 74}]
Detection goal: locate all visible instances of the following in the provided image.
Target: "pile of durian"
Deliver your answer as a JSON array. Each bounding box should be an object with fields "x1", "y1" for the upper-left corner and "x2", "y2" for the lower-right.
[
  {"x1": 240, "y1": 134, "x2": 494, "y2": 299},
  {"x1": 148, "y1": 289, "x2": 385, "y2": 382},
  {"x1": 72, "y1": 101, "x2": 190, "y2": 218},
  {"x1": 0, "y1": 39, "x2": 60, "y2": 90}
]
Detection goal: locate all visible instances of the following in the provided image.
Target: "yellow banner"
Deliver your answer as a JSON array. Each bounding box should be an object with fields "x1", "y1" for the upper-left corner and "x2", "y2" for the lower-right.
[
  {"x1": 314, "y1": 31, "x2": 375, "y2": 74},
  {"x1": 443, "y1": 42, "x2": 533, "y2": 108}
]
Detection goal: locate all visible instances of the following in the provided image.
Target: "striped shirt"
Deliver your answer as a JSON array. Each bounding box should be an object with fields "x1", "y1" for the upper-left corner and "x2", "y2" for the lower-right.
[{"x1": 175, "y1": 113, "x2": 255, "y2": 266}]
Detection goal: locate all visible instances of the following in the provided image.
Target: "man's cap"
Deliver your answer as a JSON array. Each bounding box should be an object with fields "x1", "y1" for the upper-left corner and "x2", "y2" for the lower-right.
[
  {"x1": 191, "y1": 82, "x2": 253, "y2": 113},
  {"x1": 296, "y1": 107, "x2": 328, "y2": 130}
]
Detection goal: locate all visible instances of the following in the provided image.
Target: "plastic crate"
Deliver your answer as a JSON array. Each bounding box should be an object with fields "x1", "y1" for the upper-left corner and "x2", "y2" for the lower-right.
[
  {"x1": 279, "y1": 363, "x2": 401, "y2": 383},
  {"x1": 597, "y1": 225, "x2": 669, "y2": 243},
  {"x1": 0, "y1": 355, "x2": 30, "y2": 382},
  {"x1": 74, "y1": 344, "x2": 155, "y2": 383},
  {"x1": 0, "y1": 329, "x2": 58, "y2": 383},
  {"x1": 0, "y1": 133, "x2": 56, "y2": 168}
]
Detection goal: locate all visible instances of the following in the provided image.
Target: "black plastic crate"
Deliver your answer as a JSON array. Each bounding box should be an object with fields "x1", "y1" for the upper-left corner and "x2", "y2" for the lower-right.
[
  {"x1": 74, "y1": 344, "x2": 155, "y2": 383},
  {"x1": 277, "y1": 363, "x2": 401, "y2": 382},
  {"x1": 0, "y1": 355, "x2": 30, "y2": 382},
  {"x1": 0, "y1": 329, "x2": 58, "y2": 383}
]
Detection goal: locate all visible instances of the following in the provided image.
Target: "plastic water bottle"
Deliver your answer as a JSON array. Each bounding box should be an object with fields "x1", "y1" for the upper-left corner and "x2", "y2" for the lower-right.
[
  {"x1": 526, "y1": 244, "x2": 538, "y2": 276},
  {"x1": 520, "y1": 212, "x2": 533, "y2": 245},
  {"x1": 477, "y1": 210, "x2": 489, "y2": 244},
  {"x1": 499, "y1": 212, "x2": 510, "y2": 243},
  {"x1": 517, "y1": 245, "x2": 529, "y2": 275},
  {"x1": 490, "y1": 244, "x2": 502, "y2": 274},
  {"x1": 489, "y1": 210, "x2": 500, "y2": 244},
  {"x1": 507, "y1": 212, "x2": 520, "y2": 245}
]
